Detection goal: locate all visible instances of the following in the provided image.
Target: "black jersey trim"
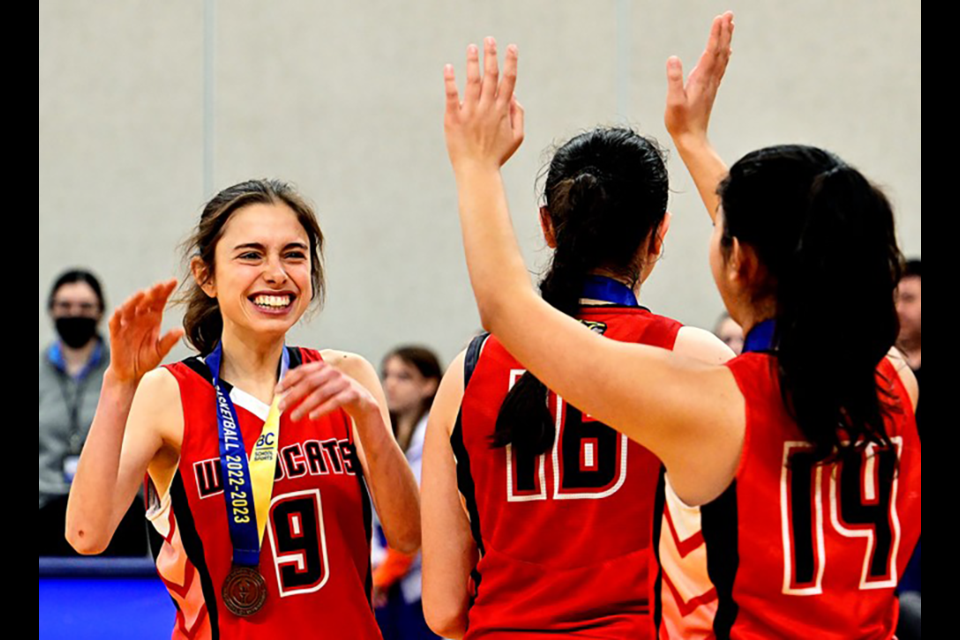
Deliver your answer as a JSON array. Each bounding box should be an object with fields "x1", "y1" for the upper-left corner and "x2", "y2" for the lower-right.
[
  {"x1": 452, "y1": 334, "x2": 490, "y2": 592},
  {"x1": 464, "y1": 333, "x2": 490, "y2": 387},
  {"x1": 170, "y1": 472, "x2": 221, "y2": 640},
  {"x1": 701, "y1": 482, "x2": 741, "y2": 639},
  {"x1": 652, "y1": 468, "x2": 667, "y2": 633},
  {"x1": 346, "y1": 409, "x2": 376, "y2": 611},
  {"x1": 359, "y1": 473, "x2": 375, "y2": 609}
]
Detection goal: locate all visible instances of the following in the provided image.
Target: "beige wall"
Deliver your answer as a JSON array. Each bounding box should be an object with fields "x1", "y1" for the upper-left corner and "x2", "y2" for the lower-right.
[{"x1": 39, "y1": 0, "x2": 922, "y2": 367}]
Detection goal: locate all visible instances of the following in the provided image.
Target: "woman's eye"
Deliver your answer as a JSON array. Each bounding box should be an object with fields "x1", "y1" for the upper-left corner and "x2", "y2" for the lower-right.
[
  {"x1": 239, "y1": 252, "x2": 261, "y2": 261},
  {"x1": 285, "y1": 252, "x2": 307, "y2": 260}
]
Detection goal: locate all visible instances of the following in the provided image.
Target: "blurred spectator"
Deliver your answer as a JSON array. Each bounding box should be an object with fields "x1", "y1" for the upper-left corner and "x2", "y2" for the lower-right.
[
  {"x1": 897, "y1": 260, "x2": 921, "y2": 424},
  {"x1": 375, "y1": 347, "x2": 443, "y2": 640},
  {"x1": 39, "y1": 270, "x2": 148, "y2": 557},
  {"x1": 714, "y1": 312, "x2": 745, "y2": 356},
  {"x1": 896, "y1": 260, "x2": 920, "y2": 621}
]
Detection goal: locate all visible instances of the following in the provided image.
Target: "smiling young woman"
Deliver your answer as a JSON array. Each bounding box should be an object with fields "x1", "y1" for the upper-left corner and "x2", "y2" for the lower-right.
[{"x1": 66, "y1": 179, "x2": 421, "y2": 639}]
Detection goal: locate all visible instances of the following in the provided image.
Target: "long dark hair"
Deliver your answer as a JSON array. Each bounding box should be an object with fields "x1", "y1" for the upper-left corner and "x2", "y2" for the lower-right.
[
  {"x1": 492, "y1": 128, "x2": 669, "y2": 456},
  {"x1": 719, "y1": 145, "x2": 903, "y2": 461},
  {"x1": 384, "y1": 347, "x2": 443, "y2": 450},
  {"x1": 180, "y1": 179, "x2": 326, "y2": 355}
]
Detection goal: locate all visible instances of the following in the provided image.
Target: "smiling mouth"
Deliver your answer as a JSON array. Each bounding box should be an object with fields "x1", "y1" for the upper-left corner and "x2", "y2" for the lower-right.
[{"x1": 250, "y1": 294, "x2": 295, "y2": 310}]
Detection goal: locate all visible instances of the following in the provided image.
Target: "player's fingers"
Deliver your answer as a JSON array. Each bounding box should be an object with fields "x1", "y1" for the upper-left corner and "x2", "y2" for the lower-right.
[
  {"x1": 308, "y1": 388, "x2": 358, "y2": 422},
  {"x1": 109, "y1": 309, "x2": 122, "y2": 336},
  {"x1": 292, "y1": 378, "x2": 350, "y2": 423},
  {"x1": 481, "y1": 37, "x2": 500, "y2": 104},
  {"x1": 665, "y1": 57, "x2": 687, "y2": 107},
  {"x1": 444, "y1": 64, "x2": 461, "y2": 122},
  {"x1": 279, "y1": 367, "x2": 338, "y2": 414},
  {"x1": 511, "y1": 97, "x2": 525, "y2": 140},
  {"x1": 157, "y1": 328, "x2": 185, "y2": 359},
  {"x1": 277, "y1": 361, "x2": 324, "y2": 394},
  {"x1": 155, "y1": 279, "x2": 179, "y2": 309},
  {"x1": 498, "y1": 45, "x2": 519, "y2": 108},
  {"x1": 465, "y1": 44, "x2": 482, "y2": 106},
  {"x1": 120, "y1": 292, "x2": 145, "y2": 326}
]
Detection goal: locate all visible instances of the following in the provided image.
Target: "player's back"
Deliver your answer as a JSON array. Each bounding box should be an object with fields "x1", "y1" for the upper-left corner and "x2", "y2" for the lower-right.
[
  {"x1": 658, "y1": 353, "x2": 921, "y2": 640},
  {"x1": 456, "y1": 306, "x2": 682, "y2": 640}
]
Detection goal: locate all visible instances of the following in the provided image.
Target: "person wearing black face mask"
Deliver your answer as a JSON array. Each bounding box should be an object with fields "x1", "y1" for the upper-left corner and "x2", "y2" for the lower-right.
[{"x1": 39, "y1": 270, "x2": 148, "y2": 556}]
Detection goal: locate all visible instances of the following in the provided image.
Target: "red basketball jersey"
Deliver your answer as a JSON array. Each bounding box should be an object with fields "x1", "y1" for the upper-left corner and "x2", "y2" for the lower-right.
[
  {"x1": 657, "y1": 353, "x2": 921, "y2": 640},
  {"x1": 455, "y1": 307, "x2": 683, "y2": 640},
  {"x1": 148, "y1": 348, "x2": 381, "y2": 640}
]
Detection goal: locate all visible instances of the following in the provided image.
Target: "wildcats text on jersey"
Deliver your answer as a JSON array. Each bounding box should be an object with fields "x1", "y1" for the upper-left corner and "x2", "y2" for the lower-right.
[{"x1": 193, "y1": 439, "x2": 360, "y2": 500}]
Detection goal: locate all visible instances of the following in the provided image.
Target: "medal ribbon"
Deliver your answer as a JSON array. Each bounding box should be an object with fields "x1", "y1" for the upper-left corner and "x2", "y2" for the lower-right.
[
  {"x1": 743, "y1": 319, "x2": 778, "y2": 354},
  {"x1": 582, "y1": 275, "x2": 640, "y2": 307},
  {"x1": 206, "y1": 343, "x2": 290, "y2": 568}
]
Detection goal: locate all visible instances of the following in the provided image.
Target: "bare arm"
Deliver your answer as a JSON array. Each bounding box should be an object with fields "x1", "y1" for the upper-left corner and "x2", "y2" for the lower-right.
[
  {"x1": 279, "y1": 352, "x2": 421, "y2": 555},
  {"x1": 66, "y1": 281, "x2": 184, "y2": 555},
  {"x1": 665, "y1": 12, "x2": 735, "y2": 222},
  {"x1": 421, "y1": 351, "x2": 474, "y2": 639},
  {"x1": 444, "y1": 39, "x2": 745, "y2": 505}
]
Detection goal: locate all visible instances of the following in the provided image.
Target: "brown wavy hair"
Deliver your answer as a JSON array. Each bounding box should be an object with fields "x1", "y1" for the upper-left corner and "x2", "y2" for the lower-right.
[{"x1": 179, "y1": 179, "x2": 326, "y2": 355}]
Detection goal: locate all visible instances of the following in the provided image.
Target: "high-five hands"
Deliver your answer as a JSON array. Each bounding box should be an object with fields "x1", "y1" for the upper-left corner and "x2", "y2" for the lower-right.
[
  {"x1": 444, "y1": 38, "x2": 525, "y2": 173},
  {"x1": 106, "y1": 280, "x2": 184, "y2": 385},
  {"x1": 665, "y1": 12, "x2": 735, "y2": 145}
]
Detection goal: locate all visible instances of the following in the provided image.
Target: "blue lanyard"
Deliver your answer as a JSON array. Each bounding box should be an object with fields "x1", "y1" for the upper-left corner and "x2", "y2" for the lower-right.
[
  {"x1": 206, "y1": 343, "x2": 290, "y2": 567},
  {"x1": 582, "y1": 276, "x2": 639, "y2": 307},
  {"x1": 743, "y1": 320, "x2": 778, "y2": 354}
]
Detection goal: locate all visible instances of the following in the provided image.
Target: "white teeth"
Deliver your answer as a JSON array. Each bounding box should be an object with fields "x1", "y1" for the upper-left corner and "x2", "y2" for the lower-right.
[{"x1": 253, "y1": 295, "x2": 292, "y2": 309}]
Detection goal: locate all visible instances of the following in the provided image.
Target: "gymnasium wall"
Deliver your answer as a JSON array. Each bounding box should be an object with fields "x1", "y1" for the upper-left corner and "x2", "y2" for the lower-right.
[{"x1": 39, "y1": 0, "x2": 922, "y2": 366}]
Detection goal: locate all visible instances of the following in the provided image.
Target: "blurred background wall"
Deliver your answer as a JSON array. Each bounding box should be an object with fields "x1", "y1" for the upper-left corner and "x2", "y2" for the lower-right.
[{"x1": 39, "y1": 0, "x2": 921, "y2": 366}]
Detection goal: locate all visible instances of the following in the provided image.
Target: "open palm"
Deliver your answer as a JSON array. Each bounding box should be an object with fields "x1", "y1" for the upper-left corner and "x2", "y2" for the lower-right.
[
  {"x1": 665, "y1": 12, "x2": 735, "y2": 143},
  {"x1": 107, "y1": 279, "x2": 184, "y2": 384}
]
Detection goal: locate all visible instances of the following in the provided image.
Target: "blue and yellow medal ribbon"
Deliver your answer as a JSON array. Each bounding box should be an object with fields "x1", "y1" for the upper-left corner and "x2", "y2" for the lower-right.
[{"x1": 207, "y1": 344, "x2": 289, "y2": 567}]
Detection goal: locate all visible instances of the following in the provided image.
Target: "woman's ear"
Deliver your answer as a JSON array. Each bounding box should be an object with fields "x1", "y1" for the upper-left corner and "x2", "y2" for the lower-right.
[
  {"x1": 191, "y1": 257, "x2": 217, "y2": 299},
  {"x1": 729, "y1": 238, "x2": 764, "y2": 292},
  {"x1": 539, "y1": 207, "x2": 558, "y2": 249},
  {"x1": 651, "y1": 212, "x2": 673, "y2": 260}
]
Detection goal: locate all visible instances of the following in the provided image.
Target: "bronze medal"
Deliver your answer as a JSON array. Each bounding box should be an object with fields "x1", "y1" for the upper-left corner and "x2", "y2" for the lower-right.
[{"x1": 223, "y1": 565, "x2": 268, "y2": 617}]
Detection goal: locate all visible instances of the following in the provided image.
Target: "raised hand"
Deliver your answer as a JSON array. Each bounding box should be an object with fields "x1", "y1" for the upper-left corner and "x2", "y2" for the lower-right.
[
  {"x1": 106, "y1": 280, "x2": 184, "y2": 384},
  {"x1": 444, "y1": 38, "x2": 525, "y2": 173},
  {"x1": 665, "y1": 12, "x2": 735, "y2": 144},
  {"x1": 277, "y1": 360, "x2": 379, "y2": 423}
]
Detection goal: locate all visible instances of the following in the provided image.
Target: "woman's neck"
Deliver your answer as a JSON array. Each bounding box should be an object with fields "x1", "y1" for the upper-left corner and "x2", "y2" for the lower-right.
[
  {"x1": 61, "y1": 339, "x2": 98, "y2": 377},
  {"x1": 899, "y1": 340, "x2": 921, "y2": 370},
  {"x1": 586, "y1": 270, "x2": 643, "y2": 304},
  {"x1": 218, "y1": 329, "x2": 286, "y2": 403}
]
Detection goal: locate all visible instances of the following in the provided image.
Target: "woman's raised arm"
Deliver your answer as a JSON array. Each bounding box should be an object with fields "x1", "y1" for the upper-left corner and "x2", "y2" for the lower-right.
[
  {"x1": 443, "y1": 36, "x2": 744, "y2": 505},
  {"x1": 66, "y1": 280, "x2": 184, "y2": 555}
]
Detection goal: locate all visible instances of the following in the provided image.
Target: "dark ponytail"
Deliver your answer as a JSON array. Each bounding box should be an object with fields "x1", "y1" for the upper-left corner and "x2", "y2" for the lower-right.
[
  {"x1": 720, "y1": 146, "x2": 903, "y2": 461},
  {"x1": 492, "y1": 129, "x2": 669, "y2": 455}
]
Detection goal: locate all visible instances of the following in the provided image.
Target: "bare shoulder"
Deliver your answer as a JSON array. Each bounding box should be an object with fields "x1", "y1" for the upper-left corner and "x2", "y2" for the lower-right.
[
  {"x1": 675, "y1": 326, "x2": 737, "y2": 366},
  {"x1": 319, "y1": 349, "x2": 383, "y2": 394},
  {"x1": 135, "y1": 368, "x2": 183, "y2": 439},
  {"x1": 320, "y1": 349, "x2": 374, "y2": 376}
]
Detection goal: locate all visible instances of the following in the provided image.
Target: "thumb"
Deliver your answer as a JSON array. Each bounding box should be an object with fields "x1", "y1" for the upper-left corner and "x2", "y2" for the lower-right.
[
  {"x1": 511, "y1": 97, "x2": 525, "y2": 139},
  {"x1": 157, "y1": 328, "x2": 185, "y2": 359},
  {"x1": 665, "y1": 57, "x2": 687, "y2": 107}
]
